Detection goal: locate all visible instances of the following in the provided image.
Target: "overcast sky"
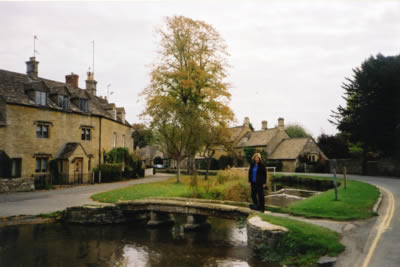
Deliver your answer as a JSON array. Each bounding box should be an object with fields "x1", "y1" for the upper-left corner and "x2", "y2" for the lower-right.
[{"x1": 1, "y1": 1, "x2": 399, "y2": 137}]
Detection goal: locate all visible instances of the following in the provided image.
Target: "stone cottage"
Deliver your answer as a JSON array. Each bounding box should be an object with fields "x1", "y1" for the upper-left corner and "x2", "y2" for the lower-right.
[
  {"x1": 228, "y1": 117, "x2": 327, "y2": 172},
  {"x1": 269, "y1": 137, "x2": 327, "y2": 171},
  {"x1": 0, "y1": 57, "x2": 133, "y2": 184}
]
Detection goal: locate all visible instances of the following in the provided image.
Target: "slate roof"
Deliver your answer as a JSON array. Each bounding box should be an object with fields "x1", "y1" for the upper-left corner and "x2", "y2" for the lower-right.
[
  {"x1": 0, "y1": 69, "x2": 131, "y2": 127},
  {"x1": 236, "y1": 128, "x2": 279, "y2": 147},
  {"x1": 269, "y1": 138, "x2": 310, "y2": 160}
]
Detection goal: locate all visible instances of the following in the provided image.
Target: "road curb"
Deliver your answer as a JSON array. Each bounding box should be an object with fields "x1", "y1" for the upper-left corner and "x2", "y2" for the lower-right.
[{"x1": 373, "y1": 188, "x2": 383, "y2": 213}]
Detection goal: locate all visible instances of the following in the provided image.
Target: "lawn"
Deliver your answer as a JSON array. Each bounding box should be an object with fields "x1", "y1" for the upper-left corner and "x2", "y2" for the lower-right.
[
  {"x1": 91, "y1": 177, "x2": 191, "y2": 203},
  {"x1": 272, "y1": 175, "x2": 380, "y2": 220},
  {"x1": 258, "y1": 213, "x2": 345, "y2": 265},
  {"x1": 92, "y1": 169, "x2": 252, "y2": 203}
]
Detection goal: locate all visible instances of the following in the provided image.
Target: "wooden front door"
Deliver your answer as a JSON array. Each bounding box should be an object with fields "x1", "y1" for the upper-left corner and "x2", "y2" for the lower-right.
[{"x1": 73, "y1": 158, "x2": 83, "y2": 184}]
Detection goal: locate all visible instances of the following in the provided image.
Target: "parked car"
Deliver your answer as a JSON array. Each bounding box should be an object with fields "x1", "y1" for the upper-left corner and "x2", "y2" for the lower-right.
[{"x1": 154, "y1": 164, "x2": 164, "y2": 169}]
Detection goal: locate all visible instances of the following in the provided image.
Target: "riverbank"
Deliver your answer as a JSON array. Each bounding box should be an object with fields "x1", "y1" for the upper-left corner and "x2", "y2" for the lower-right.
[{"x1": 92, "y1": 172, "x2": 380, "y2": 221}]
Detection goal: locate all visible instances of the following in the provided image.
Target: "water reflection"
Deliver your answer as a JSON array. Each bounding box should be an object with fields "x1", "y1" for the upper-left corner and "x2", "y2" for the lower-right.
[{"x1": 0, "y1": 216, "x2": 279, "y2": 267}]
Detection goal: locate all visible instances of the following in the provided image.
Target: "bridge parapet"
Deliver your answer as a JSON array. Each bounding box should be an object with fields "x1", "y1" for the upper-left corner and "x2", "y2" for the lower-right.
[{"x1": 117, "y1": 198, "x2": 252, "y2": 220}]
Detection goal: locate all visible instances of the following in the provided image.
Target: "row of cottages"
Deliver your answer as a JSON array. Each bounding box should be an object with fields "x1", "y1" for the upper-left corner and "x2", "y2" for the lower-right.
[
  {"x1": 229, "y1": 117, "x2": 327, "y2": 171},
  {"x1": 0, "y1": 57, "x2": 133, "y2": 184}
]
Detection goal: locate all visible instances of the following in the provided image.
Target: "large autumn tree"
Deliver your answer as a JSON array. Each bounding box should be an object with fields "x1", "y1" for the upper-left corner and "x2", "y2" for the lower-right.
[
  {"x1": 141, "y1": 16, "x2": 234, "y2": 182},
  {"x1": 331, "y1": 53, "x2": 400, "y2": 158}
]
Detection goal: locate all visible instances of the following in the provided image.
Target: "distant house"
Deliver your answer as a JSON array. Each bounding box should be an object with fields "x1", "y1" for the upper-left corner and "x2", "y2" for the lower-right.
[
  {"x1": 234, "y1": 117, "x2": 289, "y2": 156},
  {"x1": 139, "y1": 145, "x2": 165, "y2": 166},
  {"x1": 0, "y1": 57, "x2": 133, "y2": 184},
  {"x1": 227, "y1": 117, "x2": 327, "y2": 172},
  {"x1": 269, "y1": 137, "x2": 327, "y2": 172}
]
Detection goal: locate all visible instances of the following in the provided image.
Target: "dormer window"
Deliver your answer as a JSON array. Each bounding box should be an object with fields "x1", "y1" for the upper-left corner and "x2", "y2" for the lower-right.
[
  {"x1": 35, "y1": 91, "x2": 47, "y2": 106},
  {"x1": 80, "y1": 99, "x2": 88, "y2": 112},
  {"x1": 58, "y1": 95, "x2": 69, "y2": 109}
]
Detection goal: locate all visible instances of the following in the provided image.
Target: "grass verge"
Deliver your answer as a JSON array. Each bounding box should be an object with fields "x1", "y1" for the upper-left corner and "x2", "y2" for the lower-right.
[
  {"x1": 271, "y1": 175, "x2": 380, "y2": 220},
  {"x1": 257, "y1": 213, "x2": 345, "y2": 266},
  {"x1": 92, "y1": 170, "x2": 252, "y2": 203},
  {"x1": 92, "y1": 177, "x2": 191, "y2": 203}
]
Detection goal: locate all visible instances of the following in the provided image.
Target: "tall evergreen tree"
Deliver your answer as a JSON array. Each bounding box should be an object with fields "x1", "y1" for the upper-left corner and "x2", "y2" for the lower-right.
[{"x1": 331, "y1": 54, "x2": 400, "y2": 158}]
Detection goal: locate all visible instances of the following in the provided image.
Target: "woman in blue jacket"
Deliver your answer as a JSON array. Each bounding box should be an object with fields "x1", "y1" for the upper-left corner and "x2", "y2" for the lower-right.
[{"x1": 248, "y1": 152, "x2": 267, "y2": 212}]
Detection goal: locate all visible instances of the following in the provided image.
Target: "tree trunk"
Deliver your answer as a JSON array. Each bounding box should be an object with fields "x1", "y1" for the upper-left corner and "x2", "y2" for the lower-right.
[
  {"x1": 176, "y1": 158, "x2": 181, "y2": 183},
  {"x1": 205, "y1": 157, "x2": 211, "y2": 180},
  {"x1": 192, "y1": 155, "x2": 198, "y2": 176}
]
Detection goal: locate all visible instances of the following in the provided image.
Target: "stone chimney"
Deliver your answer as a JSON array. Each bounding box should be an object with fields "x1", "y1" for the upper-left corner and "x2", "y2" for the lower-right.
[
  {"x1": 117, "y1": 108, "x2": 126, "y2": 124},
  {"x1": 85, "y1": 71, "x2": 97, "y2": 95},
  {"x1": 243, "y1": 117, "x2": 250, "y2": 128},
  {"x1": 66, "y1": 73, "x2": 79, "y2": 88},
  {"x1": 26, "y1": 57, "x2": 39, "y2": 79},
  {"x1": 278, "y1": 117, "x2": 285, "y2": 130},
  {"x1": 262, "y1": 120, "x2": 268, "y2": 130}
]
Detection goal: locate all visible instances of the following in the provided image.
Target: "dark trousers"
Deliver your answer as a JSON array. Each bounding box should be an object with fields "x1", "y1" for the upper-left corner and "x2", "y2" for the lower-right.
[{"x1": 251, "y1": 183, "x2": 265, "y2": 210}]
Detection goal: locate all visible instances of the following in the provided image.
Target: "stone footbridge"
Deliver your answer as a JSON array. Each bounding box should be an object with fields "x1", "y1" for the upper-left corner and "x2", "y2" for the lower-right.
[{"x1": 63, "y1": 197, "x2": 288, "y2": 250}]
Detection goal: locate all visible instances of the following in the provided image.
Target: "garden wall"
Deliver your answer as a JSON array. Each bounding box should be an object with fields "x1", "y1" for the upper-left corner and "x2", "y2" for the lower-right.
[
  {"x1": 329, "y1": 158, "x2": 400, "y2": 177},
  {"x1": 329, "y1": 159, "x2": 362, "y2": 175},
  {"x1": 0, "y1": 177, "x2": 34, "y2": 193}
]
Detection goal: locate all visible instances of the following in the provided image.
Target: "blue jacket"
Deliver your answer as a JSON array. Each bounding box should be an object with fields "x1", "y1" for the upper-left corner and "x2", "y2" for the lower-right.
[{"x1": 248, "y1": 162, "x2": 267, "y2": 185}]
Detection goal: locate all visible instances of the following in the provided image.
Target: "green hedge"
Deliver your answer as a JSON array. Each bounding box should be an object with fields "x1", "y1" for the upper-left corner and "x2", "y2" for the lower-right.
[{"x1": 94, "y1": 164, "x2": 124, "y2": 182}]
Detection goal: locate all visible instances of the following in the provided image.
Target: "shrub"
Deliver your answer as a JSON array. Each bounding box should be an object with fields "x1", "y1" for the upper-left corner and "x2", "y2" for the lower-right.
[
  {"x1": 243, "y1": 147, "x2": 256, "y2": 164},
  {"x1": 94, "y1": 163, "x2": 123, "y2": 182},
  {"x1": 218, "y1": 155, "x2": 233, "y2": 170},
  {"x1": 225, "y1": 181, "x2": 250, "y2": 202}
]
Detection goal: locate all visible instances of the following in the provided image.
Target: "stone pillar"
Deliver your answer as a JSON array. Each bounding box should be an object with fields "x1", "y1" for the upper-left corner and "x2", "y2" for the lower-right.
[
  {"x1": 147, "y1": 211, "x2": 174, "y2": 227},
  {"x1": 184, "y1": 215, "x2": 210, "y2": 231}
]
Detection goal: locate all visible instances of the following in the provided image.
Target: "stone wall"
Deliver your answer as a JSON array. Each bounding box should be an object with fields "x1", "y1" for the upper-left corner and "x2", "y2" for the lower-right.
[
  {"x1": 62, "y1": 205, "x2": 128, "y2": 224},
  {"x1": 366, "y1": 158, "x2": 400, "y2": 177},
  {"x1": 329, "y1": 159, "x2": 362, "y2": 175},
  {"x1": 329, "y1": 158, "x2": 400, "y2": 176},
  {"x1": 0, "y1": 177, "x2": 34, "y2": 193},
  {"x1": 246, "y1": 216, "x2": 288, "y2": 250}
]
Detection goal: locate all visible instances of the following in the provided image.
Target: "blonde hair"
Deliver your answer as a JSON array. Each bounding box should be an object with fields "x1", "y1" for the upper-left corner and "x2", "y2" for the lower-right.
[{"x1": 252, "y1": 153, "x2": 262, "y2": 162}]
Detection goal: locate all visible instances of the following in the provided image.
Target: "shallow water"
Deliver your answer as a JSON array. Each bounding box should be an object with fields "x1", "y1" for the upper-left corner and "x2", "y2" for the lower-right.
[{"x1": 0, "y1": 216, "x2": 280, "y2": 267}]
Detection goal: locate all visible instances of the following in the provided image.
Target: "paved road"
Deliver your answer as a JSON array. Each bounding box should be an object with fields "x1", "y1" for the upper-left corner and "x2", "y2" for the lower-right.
[
  {"x1": 343, "y1": 174, "x2": 400, "y2": 267},
  {"x1": 0, "y1": 173, "x2": 173, "y2": 217},
  {"x1": 282, "y1": 172, "x2": 399, "y2": 267}
]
